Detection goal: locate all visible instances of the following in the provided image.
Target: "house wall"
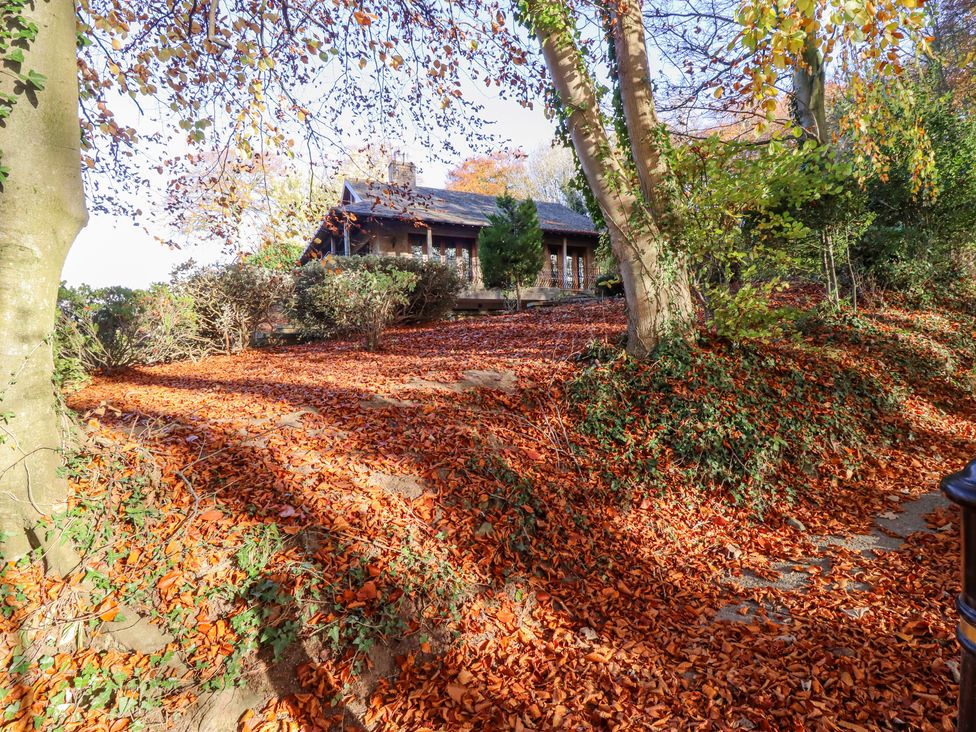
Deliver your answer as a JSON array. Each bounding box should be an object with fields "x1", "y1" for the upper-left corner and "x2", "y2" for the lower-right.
[{"x1": 324, "y1": 218, "x2": 599, "y2": 293}]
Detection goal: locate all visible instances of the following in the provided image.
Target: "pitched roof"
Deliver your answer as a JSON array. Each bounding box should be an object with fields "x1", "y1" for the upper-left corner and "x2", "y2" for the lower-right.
[{"x1": 338, "y1": 179, "x2": 598, "y2": 236}]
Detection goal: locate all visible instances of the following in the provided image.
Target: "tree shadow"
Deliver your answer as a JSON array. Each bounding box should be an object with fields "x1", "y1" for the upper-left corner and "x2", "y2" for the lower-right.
[{"x1": 65, "y1": 300, "x2": 967, "y2": 729}]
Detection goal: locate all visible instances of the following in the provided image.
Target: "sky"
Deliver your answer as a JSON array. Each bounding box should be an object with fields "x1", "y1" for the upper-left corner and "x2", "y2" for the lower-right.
[{"x1": 61, "y1": 92, "x2": 558, "y2": 289}]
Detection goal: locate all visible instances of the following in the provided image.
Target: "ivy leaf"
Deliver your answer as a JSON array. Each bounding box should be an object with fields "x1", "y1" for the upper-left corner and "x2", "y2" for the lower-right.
[{"x1": 23, "y1": 69, "x2": 46, "y2": 90}]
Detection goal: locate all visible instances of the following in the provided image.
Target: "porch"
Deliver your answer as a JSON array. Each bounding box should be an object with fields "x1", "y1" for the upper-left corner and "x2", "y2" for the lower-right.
[{"x1": 310, "y1": 217, "x2": 599, "y2": 308}]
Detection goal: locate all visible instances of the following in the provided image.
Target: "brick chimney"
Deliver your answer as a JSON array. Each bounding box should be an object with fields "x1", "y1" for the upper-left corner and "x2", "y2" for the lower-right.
[{"x1": 388, "y1": 155, "x2": 417, "y2": 188}]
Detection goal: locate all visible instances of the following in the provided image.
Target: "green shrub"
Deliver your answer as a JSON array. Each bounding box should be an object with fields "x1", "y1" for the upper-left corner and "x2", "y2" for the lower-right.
[
  {"x1": 55, "y1": 285, "x2": 143, "y2": 377},
  {"x1": 306, "y1": 267, "x2": 418, "y2": 350},
  {"x1": 477, "y1": 195, "x2": 545, "y2": 310},
  {"x1": 594, "y1": 273, "x2": 624, "y2": 297},
  {"x1": 55, "y1": 263, "x2": 293, "y2": 380},
  {"x1": 670, "y1": 138, "x2": 840, "y2": 335},
  {"x1": 292, "y1": 255, "x2": 461, "y2": 337},
  {"x1": 854, "y1": 75, "x2": 976, "y2": 298}
]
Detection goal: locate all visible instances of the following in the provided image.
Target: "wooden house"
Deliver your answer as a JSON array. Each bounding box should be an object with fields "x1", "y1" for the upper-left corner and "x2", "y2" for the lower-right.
[{"x1": 300, "y1": 159, "x2": 601, "y2": 308}]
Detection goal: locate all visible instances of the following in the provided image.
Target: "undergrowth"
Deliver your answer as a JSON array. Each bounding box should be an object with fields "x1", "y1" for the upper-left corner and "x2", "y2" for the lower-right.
[
  {"x1": 568, "y1": 300, "x2": 976, "y2": 515},
  {"x1": 0, "y1": 425, "x2": 473, "y2": 730}
]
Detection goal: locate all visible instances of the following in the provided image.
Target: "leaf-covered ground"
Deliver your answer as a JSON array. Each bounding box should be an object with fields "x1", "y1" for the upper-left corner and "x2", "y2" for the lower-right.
[{"x1": 3, "y1": 298, "x2": 972, "y2": 730}]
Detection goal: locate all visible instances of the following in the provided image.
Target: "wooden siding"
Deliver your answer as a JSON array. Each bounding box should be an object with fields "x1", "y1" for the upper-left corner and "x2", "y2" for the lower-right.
[{"x1": 307, "y1": 219, "x2": 599, "y2": 298}]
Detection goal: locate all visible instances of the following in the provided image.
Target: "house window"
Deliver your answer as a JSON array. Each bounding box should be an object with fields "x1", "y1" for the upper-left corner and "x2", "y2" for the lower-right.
[
  {"x1": 408, "y1": 233, "x2": 427, "y2": 258},
  {"x1": 431, "y1": 236, "x2": 476, "y2": 283}
]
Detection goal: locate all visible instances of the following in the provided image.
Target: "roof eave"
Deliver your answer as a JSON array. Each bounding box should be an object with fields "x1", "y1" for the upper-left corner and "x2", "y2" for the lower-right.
[{"x1": 337, "y1": 207, "x2": 598, "y2": 236}]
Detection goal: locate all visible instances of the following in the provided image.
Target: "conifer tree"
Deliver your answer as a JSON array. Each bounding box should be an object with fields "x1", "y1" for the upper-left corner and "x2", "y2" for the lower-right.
[{"x1": 478, "y1": 194, "x2": 546, "y2": 310}]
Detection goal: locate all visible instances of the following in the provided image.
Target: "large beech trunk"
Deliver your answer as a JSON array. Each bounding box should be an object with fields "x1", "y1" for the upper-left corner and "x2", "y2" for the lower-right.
[
  {"x1": 794, "y1": 39, "x2": 828, "y2": 144},
  {"x1": 0, "y1": 0, "x2": 88, "y2": 561},
  {"x1": 526, "y1": 0, "x2": 693, "y2": 356}
]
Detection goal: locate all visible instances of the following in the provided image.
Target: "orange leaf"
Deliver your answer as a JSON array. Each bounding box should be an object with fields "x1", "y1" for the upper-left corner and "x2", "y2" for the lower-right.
[
  {"x1": 446, "y1": 683, "x2": 467, "y2": 703},
  {"x1": 198, "y1": 509, "x2": 224, "y2": 522},
  {"x1": 357, "y1": 581, "x2": 378, "y2": 601},
  {"x1": 97, "y1": 597, "x2": 120, "y2": 622},
  {"x1": 158, "y1": 568, "x2": 182, "y2": 593}
]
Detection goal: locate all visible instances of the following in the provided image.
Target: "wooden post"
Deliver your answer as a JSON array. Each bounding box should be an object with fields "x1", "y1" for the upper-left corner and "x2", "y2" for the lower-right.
[
  {"x1": 343, "y1": 221, "x2": 350, "y2": 257},
  {"x1": 942, "y1": 459, "x2": 976, "y2": 732},
  {"x1": 426, "y1": 227, "x2": 434, "y2": 259},
  {"x1": 561, "y1": 237, "x2": 568, "y2": 289}
]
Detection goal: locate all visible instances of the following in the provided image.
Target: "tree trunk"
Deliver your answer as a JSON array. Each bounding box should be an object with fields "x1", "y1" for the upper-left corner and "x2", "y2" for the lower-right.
[
  {"x1": 794, "y1": 39, "x2": 828, "y2": 144},
  {"x1": 0, "y1": 0, "x2": 88, "y2": 561},
  {"x1": 526, "y1": 0, "x2": 693, "y2": 356}
]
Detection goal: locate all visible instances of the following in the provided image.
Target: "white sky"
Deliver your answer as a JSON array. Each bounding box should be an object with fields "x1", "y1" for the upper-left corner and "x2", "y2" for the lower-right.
[{"x1": 61, "y1": 93, "x2": 557, "y2": 289}]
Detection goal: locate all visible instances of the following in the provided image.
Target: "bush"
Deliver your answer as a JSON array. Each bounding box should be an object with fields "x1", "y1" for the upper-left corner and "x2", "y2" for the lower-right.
[
  {"x1": 478, "y1": 195, "x2": 545, "y2": 310},
  {"x1": 853, "y1": 75, "x2": 976, "y2": 298},
  {"x1": 594, "y1": 273, "x2": 624, "y2": 297},
  {"x1": 134, "y1": 284, "x2": 206, "y2": 363},
  {"x1": 55, "y1": 285, "x2": 143, "y2": 379},
  {"x1": 171, "y1": 261, "x2": 293, "y2": 355},
  {"x1": 306, "y1": 267, "x2": 418, "y2": 350},
  {"x1": 292, "y1": 256, "x2": 461, "y2": 337},
  {"x1": 670, "y1": 138, "x2": 838, "y2": 337},
  {"x1": 55, "y1": 262, "x2": 293, "y2": 381}
]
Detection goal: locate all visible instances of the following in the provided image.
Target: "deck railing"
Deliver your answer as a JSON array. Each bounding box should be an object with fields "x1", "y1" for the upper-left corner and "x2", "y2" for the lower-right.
[
  {"x1": 425, "y1": 255, "x2": 598, "y2": 291},
  {"x1": 534, "y1": 266, "x2": 598, "y2": 290}
]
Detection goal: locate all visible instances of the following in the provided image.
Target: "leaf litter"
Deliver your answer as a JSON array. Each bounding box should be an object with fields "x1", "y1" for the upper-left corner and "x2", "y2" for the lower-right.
[{"x1": 1, "y1": 298, "x2": 970, "y2": 730}]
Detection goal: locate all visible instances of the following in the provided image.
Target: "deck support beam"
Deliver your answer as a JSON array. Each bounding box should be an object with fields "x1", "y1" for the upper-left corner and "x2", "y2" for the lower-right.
[
  {"x1": 343, "y1": 221, "x2": 350, "y2": 256},
  {"x1": 561, "y1": 237, "x2": 568, "y2": 288},
  {"x1": 426, "y1": 227, "x2": 434, "y2": 259}
]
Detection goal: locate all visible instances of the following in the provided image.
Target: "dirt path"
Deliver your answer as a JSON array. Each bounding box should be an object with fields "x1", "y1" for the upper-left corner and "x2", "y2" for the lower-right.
[{"x1": 717, "y1": 488, "x2": 952, "y2": 623}]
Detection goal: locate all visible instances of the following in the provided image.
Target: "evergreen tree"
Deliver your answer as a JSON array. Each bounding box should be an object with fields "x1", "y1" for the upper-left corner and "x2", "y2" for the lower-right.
[{"x1": 478, "y1": 194, "x2": 546, "y2": 310}]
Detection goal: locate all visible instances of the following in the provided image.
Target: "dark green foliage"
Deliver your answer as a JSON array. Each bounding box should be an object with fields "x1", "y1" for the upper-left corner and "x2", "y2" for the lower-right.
[
  {"x1": 292, "y1": 255, "x2": 461, "y2": 338},
  {"x1": 570, "y1": 336, "x2": 902, "y2": 515},
  {"x1": 594, "y1": 273, "x2": 624, "y2": 297},
  {"x1": 855, "y1": 81, "x2": 976, "y2": 298},
  {"x1": 477, "y1": 194, "x2": 545, "y2": 309}
]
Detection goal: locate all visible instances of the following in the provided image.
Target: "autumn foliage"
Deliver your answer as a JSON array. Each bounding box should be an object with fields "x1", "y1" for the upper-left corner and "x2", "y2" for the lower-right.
[
  {"x1": 445, "y1": 152, "x2": 525, "y2": 196},
  {"x1": 1, "y1": 293, "x2": 968, "y2": 730}
]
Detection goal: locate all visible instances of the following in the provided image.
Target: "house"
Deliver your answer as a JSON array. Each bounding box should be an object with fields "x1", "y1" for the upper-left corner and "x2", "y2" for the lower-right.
[{"x1": 300, "y1": 158, "x2": 601, "y2": 308}]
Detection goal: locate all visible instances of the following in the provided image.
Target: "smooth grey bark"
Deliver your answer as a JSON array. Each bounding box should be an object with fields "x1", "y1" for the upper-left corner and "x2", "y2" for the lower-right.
[
  {"x1": 793, "y1": 40, "x2": 828, "y2": 144},
  {"x1": 0, "y1": 0, "x2": 88, "y2": 561},
  {"x1": 526, "y1": 0, "x2": 693, "y2": 356}
]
